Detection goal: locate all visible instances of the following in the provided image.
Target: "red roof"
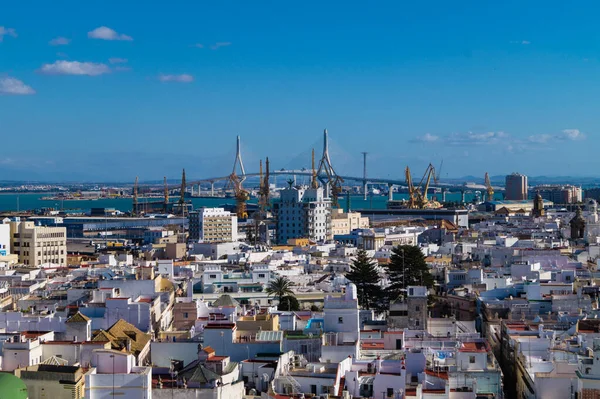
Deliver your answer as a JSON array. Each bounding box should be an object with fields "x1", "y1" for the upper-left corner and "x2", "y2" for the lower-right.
[
  {"x1": 361, "y1": 342, "x2": 384, "y2": 350},
  {"x1": 459, "y1": 341, "x2": 488, "y2": 352}
]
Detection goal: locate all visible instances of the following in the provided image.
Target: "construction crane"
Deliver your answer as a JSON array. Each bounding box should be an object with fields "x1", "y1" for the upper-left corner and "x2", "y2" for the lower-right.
[
  {"x1": 484, "y1": 172, "x2": 494, "y2": 201},
  {"x1": 227, "y1": 172, "x2": 249, "y2": 219}
]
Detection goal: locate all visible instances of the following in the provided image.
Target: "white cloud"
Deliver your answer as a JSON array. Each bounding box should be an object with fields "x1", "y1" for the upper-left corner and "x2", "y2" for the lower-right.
[
  {"x1": 412, "y1": 133, "x2": 439, "y2": 143},
  {"x1": 510, "y1": 40, "x2": 531, "y2": 45},
  {"x1": 0, "y1": 77, "x2": 35, "y2": 95},
  {"x1": 49, "y1": 37, "x2": 70, "y2": 46},
  {"x1": 109, "y1": 57, "x2": 128, "y2": 64},
  {"x1": 88, "y1": 26, "x2": 133, "y2": 41},
  {"x1": 159, "y1": 74, "x2": 194, "y2": 83},
  {"x1": 445, "y1": 131, "x2": 508, "y2": 145},
  {"x1": 529, "y1": 129, "x2": 586, "y2": 143},
  {"x1": 210, "y1": 42, "x2": 231, "y2": 50},
  {"x1": 527, "y1": 134, "x2": 552, "y2": 143},
  {"x1": 39, "y1": 60, "x2": 110, "y2": 76},
  {"x1": 560, "y1": 129, "x2": 586, "y2": 140},
  {"x1": 192, "y1": 43, "x2": 204, "y2": 48},
  {"x1": 0, "y1": 26, "x2": 17, "y2": 42}
]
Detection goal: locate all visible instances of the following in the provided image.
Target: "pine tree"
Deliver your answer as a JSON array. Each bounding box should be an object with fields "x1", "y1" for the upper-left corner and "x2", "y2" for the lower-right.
[
  {"x1": 386, "y1": 245, "x2": 434, "y2": 300},
  {"x1": 345, "y1": 250, "x2": 383, "y2": 310}
]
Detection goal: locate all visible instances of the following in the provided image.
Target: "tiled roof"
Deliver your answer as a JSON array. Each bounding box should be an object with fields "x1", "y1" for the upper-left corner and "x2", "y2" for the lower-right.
[
  {"x1": 92, "y1": 319, "x2": 151, "y2": 357},
  {"x1": 212, "y1": 294, "x2": 240, "y2": 308},
  {"x1": 66, "y1": 311, "x2": 90, "y2": 323},
  {"x1": 41, "y1": 355, "x2": 70, "y2": 366},
  {"x1": 105, "y1": 319, "x2": 151, "y2": 357}
]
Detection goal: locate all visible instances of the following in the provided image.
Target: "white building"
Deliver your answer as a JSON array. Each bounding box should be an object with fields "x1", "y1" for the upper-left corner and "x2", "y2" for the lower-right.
[
  {"x1": 9, "y1": 220, "x2": 67, "y2": 266},
  {"x1": 331, "y1": 209, "x2": 369, "y2": 236},
  {"x1": 201, "y1": 264, "x2": 271, "y2": 293},
  {"x1": 0, "y1": 222, "x2": 10, "y2": 257},
  {"x1": 275, "y1": 186, "x2": 332, "y2": 244},
  {"x1": 84, "y1": 350, "x2": 152, "y2": 399},
  {"x1": 188, "y1": 208, "x2": 238, "y2": 242},
  {"x1": 322, "y1": 283, "x2": 360, "y2": 362}
]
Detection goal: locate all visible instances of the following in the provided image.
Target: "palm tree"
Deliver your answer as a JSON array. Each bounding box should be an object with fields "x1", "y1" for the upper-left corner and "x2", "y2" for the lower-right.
[{"x1": 266, "y1": 276, "x2": 294, "y2": 305}]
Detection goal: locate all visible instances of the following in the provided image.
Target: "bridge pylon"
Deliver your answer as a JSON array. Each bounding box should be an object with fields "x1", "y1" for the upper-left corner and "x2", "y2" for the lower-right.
[
  {"x1": 316, "y1": 129, "x2": 343, "y2": 207},
  {"x1": 231, "y1": 135, "x2": 247, "y2": 183}
]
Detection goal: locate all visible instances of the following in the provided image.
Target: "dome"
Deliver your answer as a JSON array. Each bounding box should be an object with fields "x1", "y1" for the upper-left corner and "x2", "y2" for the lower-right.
[{"x1": 0, "y1": 373, "x2": 28, "y2": 399}]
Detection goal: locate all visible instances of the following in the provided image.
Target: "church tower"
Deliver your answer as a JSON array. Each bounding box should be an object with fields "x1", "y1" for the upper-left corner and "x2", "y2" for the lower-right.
[{"x1": 532, "y1": 192, "x2": 545, "y2": 218}]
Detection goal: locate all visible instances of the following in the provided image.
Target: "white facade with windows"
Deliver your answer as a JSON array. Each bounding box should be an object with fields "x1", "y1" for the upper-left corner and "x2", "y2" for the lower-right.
[
  {"x1": 9, "y1": 221, "x2": 67, "y2": 266},
  {"x1": 188, "y1": 207, "x2": 238, "y2": 242},
  {"x1": 275, "y1": 186, "x2": 332, "y2": 244},
  {"x1": 0, "y1": 222, "x2": 10, "y2": 256}
]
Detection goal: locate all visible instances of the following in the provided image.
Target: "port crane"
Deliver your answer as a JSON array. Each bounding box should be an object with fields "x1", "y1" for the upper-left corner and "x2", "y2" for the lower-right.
[
  {"x1": 227, "y1": 172, "x2": 249, "y2": 219},
  {"x1": 484, "y1": 172, "x2": 494, "y2": 201},
  {"x1": 405, "y1": 163, "x2": 441, "y2": 209}
]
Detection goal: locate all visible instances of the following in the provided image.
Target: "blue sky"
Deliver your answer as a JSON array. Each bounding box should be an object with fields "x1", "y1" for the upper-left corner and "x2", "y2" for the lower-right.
[{"x1": 0, "y1": 1, "x2": 598, "y2": 182}]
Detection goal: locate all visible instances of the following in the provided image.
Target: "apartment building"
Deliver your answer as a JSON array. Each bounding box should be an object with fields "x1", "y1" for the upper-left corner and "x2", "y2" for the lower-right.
[
  {"x1": 9, "y1": 220, "x2": 67, "y2": 266},
  {"x1": 505, "y1": 173, "x2": 528, "y2": 200},
  {"x1": 331, "y1": 208, "x2": 369, "y2": 236},
  {"x1": 274, "y1": 186, "x2": 332, "y2": 244},
  {"x1": 188, "y1": 207, "x2": 238, "y2": 242}
]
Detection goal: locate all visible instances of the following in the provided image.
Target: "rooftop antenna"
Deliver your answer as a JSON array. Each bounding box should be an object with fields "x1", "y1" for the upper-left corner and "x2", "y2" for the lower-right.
[{"x1": 232, "y1": 135, "x2": 246, "y2": 183}]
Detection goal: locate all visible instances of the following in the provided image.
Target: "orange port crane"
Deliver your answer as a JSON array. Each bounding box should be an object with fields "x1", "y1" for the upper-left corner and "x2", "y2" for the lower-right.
[
  {"x1": 484, "y1": 172, "x2": 494, "y2": 201},
  {"x1": 405, "y1": 163, "x2": 440, "y2": 209},
  {"x1": 227, "y1": 172, "x2": 249, "y2": 219}
]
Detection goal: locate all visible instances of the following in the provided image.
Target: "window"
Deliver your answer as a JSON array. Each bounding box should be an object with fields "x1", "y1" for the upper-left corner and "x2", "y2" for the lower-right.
[
  {"x1": 183, "y1": 312, "x2": 189, "y2": 318},
  {"x1": 209, "y1": 274, "x2": 217, "y2": 279},
  {"x1": 258, "y1": 274, "x2": 265, "y2": 278},
  {"x1": 469, "y1": 356, "x2": 476, "y2": 364},
  {"x1": 387, "y1": 388, "x2": 394, "y2": 397},
  {"x1": 300, "y1": 344, "x2": 308, "y2": 353},
  {"x1": 338, "y1": 317, "x2": 343, "y2": 324},
  {"x1": 311, "y1": 385, "x2": 317, "y2": 394},
  {"x1": 415, "y1": 305, "x2": 420, "y2": 311}
]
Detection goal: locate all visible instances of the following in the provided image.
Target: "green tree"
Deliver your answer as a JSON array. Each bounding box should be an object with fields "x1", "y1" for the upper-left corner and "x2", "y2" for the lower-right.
[
  {"x1": 345, "y1": 250, "x2": 383, "y2": 310},
  {"x1": 386, "y1": 245, "x2": 434, "y2": 300},
  {"x1": 278, "y1": 295, "x2": 300, "y2": 311},
  {"x1": 266, "y1": 276, "x2": 295, "y2": 303}
]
